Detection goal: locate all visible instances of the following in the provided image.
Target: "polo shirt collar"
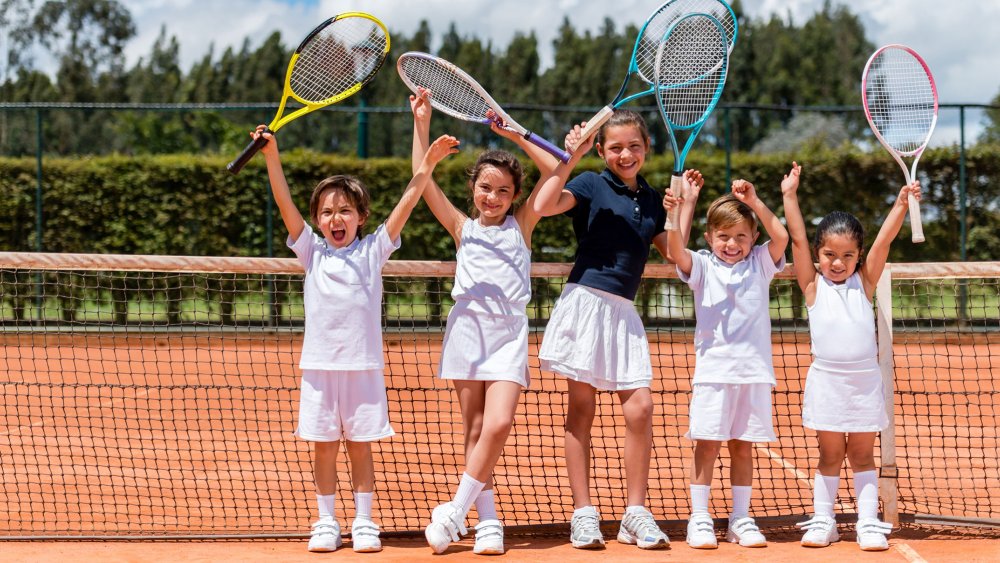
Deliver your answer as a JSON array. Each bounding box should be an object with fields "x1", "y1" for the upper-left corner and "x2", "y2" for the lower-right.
[{"x1": 601, "y1": 168, "x2": 650, "y2": 195}]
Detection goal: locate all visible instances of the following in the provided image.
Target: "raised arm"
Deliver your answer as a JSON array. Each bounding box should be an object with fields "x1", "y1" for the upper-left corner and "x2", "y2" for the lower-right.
[
  {"x1": 410, "y1": 89, "x2": 466, "y2": 243},
  {"x1": 860, "y1": 181, "x2": 921, "y2": 296},
  {"x1": 732, "y1": 179, "x2": 789, "y2": 266},
  {"x1": 257, "y1": 126, "x2": 305, "y2": 242},
  {"x1": 385, "y1": 134, "x2": 460, "y2": 241},
  {"x1": 780, "y1": 162, "x2": 815, "y2": 293},
  {"x1": 532, "y1": 123, "x2": 592, "y2": 217},
  {"x1": 654, "y1": 169, "x2": 703, "y2": 260}
]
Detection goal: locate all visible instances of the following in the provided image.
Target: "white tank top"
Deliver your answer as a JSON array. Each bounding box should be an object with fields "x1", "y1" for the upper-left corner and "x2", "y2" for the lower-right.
[
  {"x1": 451, "y1": 215, "x2": 531, "y2": 315},
  {"x1": 807, "y1": 272, "x2": 878, "y2": 363}
]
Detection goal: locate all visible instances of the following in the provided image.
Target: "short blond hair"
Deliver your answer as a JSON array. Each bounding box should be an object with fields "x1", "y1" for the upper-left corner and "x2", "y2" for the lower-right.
[{"x1": 706, "y1": 193, "x2": 757, "y2": 233}]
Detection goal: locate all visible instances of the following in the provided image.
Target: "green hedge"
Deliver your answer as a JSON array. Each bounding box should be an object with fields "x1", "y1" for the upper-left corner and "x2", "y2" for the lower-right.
[{"x1": 2, "y1": 145, "x2": 998, "y2": 262}]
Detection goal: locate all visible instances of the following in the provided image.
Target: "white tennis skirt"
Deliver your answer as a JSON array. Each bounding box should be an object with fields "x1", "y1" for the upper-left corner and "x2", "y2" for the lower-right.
[
  {"x1": 538, "y1": 283, "x2": 652, "y2": 391},
  {"x1": 803, "y1": 358, "x2": 889, "y2": 432},
  {"x1": 439, "y1": 300, "x2": 530, "y2": 387}
]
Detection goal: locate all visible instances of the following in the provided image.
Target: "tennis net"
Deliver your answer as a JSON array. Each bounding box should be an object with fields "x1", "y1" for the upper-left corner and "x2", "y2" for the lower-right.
[{"x1": 1, "y1": 252, "x2": 997, "y2": 538}]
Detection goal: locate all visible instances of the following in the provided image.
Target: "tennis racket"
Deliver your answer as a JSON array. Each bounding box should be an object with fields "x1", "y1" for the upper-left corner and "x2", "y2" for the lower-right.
[
  {"x1": 569, "y1": 0, "x2": 737, "y2": 152},
  {"x1": 227, "y1": 13, "x2": 390, "y2": 174},
  {"x1": 655, "y1": 13, "x2": 730, "y2": 230},
  {"x1": 862, "y1": 44, "x2": 938, "y2": 243},
  {"x1": 397, "y1": 51, "x2": 571, "y2": 163}
]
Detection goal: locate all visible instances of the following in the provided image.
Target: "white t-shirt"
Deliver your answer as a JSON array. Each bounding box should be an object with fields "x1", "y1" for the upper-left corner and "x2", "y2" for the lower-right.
[
  {"x1": 679, "y1": 243, "x2": 784, "y2": 385},
  {"x1": 287, "y1": 223, "x2": 400, "y2": 370}
]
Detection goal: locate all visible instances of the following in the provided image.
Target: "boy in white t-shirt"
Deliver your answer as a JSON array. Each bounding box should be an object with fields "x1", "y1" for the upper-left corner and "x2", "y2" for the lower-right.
[
  {"x1": 664, "y1": 172, "x2": 790, "y2": 549},
  {"x1": 253, "y1": 125, "x2": 459, "y2": 553}
]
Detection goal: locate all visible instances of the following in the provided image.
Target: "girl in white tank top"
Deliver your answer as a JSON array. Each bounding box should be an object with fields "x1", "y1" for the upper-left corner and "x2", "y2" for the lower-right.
[
  {"x1": 410, "y1": 89, "x2": 561, "y2": 555},
  {"x1": 783, "y1": 162, "x2": 922, "y2": 551}
]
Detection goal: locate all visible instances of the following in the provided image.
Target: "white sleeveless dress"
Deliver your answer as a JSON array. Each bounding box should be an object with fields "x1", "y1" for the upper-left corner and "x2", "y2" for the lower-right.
[
  {"x1": 438, "y1": 216, "x2": 531, "y2": 387},
  {"x1": 802, "y1": 272, "x2": 889, "y2": 432}
]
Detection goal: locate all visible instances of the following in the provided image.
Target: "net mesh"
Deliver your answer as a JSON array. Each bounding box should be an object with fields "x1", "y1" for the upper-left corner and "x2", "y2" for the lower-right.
[
  {"x1": 290, "y1": 16, "x2": 387, "y2": 104},
  {"x1": 655, "y1": 14, "x2": 729, "y2": 129},
  {"x1": 863, "y1": 47, "x2": 937, "y2": 155},
  {"x1": 0, "y1": 254, "x2": 997, "y2": 537},
  {"x1": 397, "y1": 54, "x2": 493, "y2": 124},
  {"x1": 637, "y1": 0, "x2": 737, "y2": 84}
]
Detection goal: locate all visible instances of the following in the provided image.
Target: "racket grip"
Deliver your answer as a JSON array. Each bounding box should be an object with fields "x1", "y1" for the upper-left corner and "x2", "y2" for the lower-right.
[
  {"x1": 227, "y1": 132, "x2": 271, "y2": 175},
  {"x1": 526, "y1": 132, "x2": 571, "y2": 163},
  {"x1": 567, "y1": 106, "x2": 614, "y2": 154},
  {"x1": 664, "y1": 173, "x2": 684, "y2": 231},
  {"x1": 908, "y1": 193, "x2": 925, "y2": 243}
]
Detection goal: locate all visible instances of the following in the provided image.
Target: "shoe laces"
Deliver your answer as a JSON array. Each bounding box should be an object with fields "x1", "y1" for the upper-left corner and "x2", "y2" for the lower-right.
[
  {"x1": 572, "y1": 512, "x2": 602, "y2": 537},
  {"x1": 625, "y1": 509, "x2": 661, "y2": 537}
]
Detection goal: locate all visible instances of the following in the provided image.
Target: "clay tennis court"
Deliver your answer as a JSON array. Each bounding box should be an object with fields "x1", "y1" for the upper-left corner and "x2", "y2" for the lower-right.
[{"x1": 1, "y1": 258, "x2": 998, "y2": 560}]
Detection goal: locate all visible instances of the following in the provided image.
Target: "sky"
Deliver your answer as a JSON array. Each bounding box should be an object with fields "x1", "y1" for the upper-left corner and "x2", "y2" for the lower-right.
[{"x1": 115, "y1": 0, "x2": 1000, "y2": 145}]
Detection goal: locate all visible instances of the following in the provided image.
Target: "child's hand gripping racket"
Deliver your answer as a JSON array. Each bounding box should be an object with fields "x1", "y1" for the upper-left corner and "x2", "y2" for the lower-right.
[
  {"x1": 227, "y1": 13, "x2": 390, "y2": 174},
  {"x1": 569, "y1": 0, "x2": 737, "y2": 153},
  {"x1": 655, "y1": 13, "x2": 730, "y2": 230},
  {"x1": 862, "y1": 44, "x2": 938, "y2": 243}
]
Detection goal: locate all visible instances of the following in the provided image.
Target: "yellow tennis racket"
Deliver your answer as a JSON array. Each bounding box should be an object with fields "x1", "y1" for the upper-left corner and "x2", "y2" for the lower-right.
[{"x1": 227, "y1": 12, "x2": 390, "y2": 174}]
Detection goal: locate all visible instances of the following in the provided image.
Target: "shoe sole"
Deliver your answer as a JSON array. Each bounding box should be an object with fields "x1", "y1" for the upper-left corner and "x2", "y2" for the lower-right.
[
  {"x1": 473, "y1": 547, "x2": 505, "y2": 555},
  {"x1": 353, "y1": 545, "x2": 383, "y2": 553},
  {"x1": 571, "y1": 539, "x2": 606, "y2": 549},
  {"x1": 686, "y1": 540, "x2": 719, "y2": 550},
  {"x1": 617, "y1": 532, "x2": 669, "y2": 549}
]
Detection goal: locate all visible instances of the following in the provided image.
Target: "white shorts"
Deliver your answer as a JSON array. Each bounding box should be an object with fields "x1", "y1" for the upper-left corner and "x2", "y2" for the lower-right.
[
  {"x1": 687, "y1": 382, "x2": 775, "y2": 442},
  {"x1": 803, "y1": 358, "x2": 889, "y2": 432},
  {"x1": 538, "y1": 284, "x2": 652, "y2": 391},
  {"x1": 439, "y1": 301, "x2": 529, "y2": 387},
  {"x1": 295, "y1": 369, "x2": 395, "y2": 442}
]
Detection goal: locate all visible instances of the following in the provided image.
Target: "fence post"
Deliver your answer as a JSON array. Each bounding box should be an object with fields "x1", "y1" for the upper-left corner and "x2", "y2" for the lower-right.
[
  {"x1": 876, "y1": 266, "x2": 898, "y2": 526},
  {"x1": 724, "y1": 106, "x2": 732, "y2": 187},
  {"x1": 959, "y1": 106, "x2": 968, "y2": 322},
  {"x1": 357, "y1": 98, "x2": 369, "y2": 158},
  {"x1": 34, "y1": 109, "x2": 44, "y2": 323}
]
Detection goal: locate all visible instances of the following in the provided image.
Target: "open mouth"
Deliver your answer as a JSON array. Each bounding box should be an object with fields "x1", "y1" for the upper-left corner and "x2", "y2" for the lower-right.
[{"x1": 331, "y1": 228, "x2": 347, "y2": 243}]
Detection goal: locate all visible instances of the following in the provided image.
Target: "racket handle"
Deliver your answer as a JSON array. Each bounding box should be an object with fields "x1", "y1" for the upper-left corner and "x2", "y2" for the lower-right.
[
  {"x1": 567, "y1": 106, "x2": 615, "y2": 154},
  {"x1": 227, "y1": 131, "x2": 271, "y2": 175},
  {"x1": 908, "y1": 193, "x2": 925, "y2": 243},
  {"x1": 664, "y1": 173, "x2": 684, "y2": 232},
  {"x1": 525, "y1": 132, "x2": 571, "y2": 163}
]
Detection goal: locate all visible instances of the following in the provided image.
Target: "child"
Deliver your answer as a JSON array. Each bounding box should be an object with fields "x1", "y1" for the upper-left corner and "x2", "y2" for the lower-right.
[
  {"x1": 410, "y1": 89, "x2": 560, "y2": 555},
  {"x1": 783, "y1": 163, "x2": 919, "y2": 551},
  {"x1": 531, "y1": 110, "x2": 688, "y2": 550},
  {"x1": 254, "y1": 124, "x2": 459, "y2": 553},
  {"x1": 664, "y1": 170, "x2": 790, "y2": 549}
]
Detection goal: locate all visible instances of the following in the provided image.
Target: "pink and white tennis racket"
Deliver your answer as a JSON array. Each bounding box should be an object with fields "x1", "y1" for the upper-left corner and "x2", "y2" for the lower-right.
[{"x1": 862, "y1": 44, "x2": 938, "y2": 243}]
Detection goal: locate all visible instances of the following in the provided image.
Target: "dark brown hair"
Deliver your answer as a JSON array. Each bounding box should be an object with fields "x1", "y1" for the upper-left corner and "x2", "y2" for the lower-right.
[
  {"x1": 595, "y1": 108, "x2": 651, "y2": 149},
  {"x1": 813, "y1": 211, "x2": 866, "y2": 270},
  {"x1": 466, "y1": 150, "x2": 524, "y2": 217},
  {"x1": 308, "y1": 175, "x2": 371, "y2": 236}
]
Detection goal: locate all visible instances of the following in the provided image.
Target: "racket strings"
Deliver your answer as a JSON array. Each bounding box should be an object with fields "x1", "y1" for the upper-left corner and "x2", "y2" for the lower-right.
[
  {"x1": 398, "y1": 56, "x2": 492, "y2": 122},
  {"x1": 865, "y1": 49, "x2": 936, "y2": 154},
  {"x1": 637, "y1": 0, "x2": 736, "y2": 84},
  {"x1": 290, "y1": 17, "x2": 387, "y2": 103},
  {"x1": 655, "y1": 16, "x2": 728, "y2": 128}
]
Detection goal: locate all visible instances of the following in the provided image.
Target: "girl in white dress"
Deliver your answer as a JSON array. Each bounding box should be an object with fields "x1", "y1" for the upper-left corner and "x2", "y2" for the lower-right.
[
  {"x1": 409, "y1": 89, "x2": 559, "y2": 555},
  {"x1": 782, "y1": 162, "x2": 921, "y2": 551}
]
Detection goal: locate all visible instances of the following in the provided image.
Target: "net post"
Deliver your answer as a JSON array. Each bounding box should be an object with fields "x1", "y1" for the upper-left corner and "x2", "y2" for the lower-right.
[{"x1": 876, "y1": 265, "x2": 899, "y2": 526}]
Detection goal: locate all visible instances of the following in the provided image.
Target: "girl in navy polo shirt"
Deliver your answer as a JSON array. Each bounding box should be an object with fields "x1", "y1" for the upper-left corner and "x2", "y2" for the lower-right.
[{"x1": 532, "y1": 109, "x2": 703, "y2": 550}]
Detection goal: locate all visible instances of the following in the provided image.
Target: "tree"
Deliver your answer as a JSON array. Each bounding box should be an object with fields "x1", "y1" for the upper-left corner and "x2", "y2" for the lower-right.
[{"x1": 981, "y1": 88, "x2": 1000, "y2": 144}]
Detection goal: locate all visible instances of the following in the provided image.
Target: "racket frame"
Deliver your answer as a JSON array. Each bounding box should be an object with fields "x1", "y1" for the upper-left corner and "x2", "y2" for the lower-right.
[
  {"x1": 861, "y1": 43, "x2": 938, "y2": 243},
  {"x1": 571, "y1": 0, "x2": 738, "y2": 152},
  {"x1": 396, "y1": 51, "x2": 570, "y2": 162},
  {"x1": 227, "y1": 12, "x2": 390, "y2": 174},
  {"x1": 654, "y1": 12, "x2": 729, "y2": 230}
]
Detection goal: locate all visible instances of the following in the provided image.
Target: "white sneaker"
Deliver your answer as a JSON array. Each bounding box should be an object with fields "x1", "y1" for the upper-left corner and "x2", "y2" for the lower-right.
[
  {"x1": 726, "y1": 516, "x2": 767, "y2": 547},
  {"x1": 351, "y1": 517, "x2": 382, "y2": 553},
  {"x1": 797, "y1": 514, "x2": 840, "y2": 547},
  {"x1": 856, "y1": 518, "x2": 892, "y2": 551},
  {"x1": 308, "y1": 519, "x2": 343, "y2": 552},
  {"x1": 473, "y1": 519, "x2": 505, "y2": 555},
  {"x1": 686, "y1": 514, "x2": 718, "y2": 549},
  {"x1": 570, "y1": 509, "x2": 605, "y2": 549},
  {"x1": 425, "y1": 501, "x2": 467, "y2": 554},
  {"x1": 617, "y1": 507, "x2": 669, "y2": 549}
]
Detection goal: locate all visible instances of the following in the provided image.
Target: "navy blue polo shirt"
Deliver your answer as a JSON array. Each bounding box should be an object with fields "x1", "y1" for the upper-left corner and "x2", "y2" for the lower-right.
[{"x1": 564, "y1": 168, "x2": 666, "y2": 300}]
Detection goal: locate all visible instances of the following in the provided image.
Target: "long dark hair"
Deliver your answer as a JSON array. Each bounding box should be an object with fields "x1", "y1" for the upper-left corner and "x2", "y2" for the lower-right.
[
  {"x1": 466, "y1": 150, "x2": 524, "y2": 217},
  {"x1": 813, "y1": 211, "x2": 866, "y2": 269}
]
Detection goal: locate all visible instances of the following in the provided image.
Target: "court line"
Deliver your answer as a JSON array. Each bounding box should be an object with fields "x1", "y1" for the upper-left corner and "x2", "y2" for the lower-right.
[
  {"x1": 894, "y1": 543, "x2": 929, "y2": 563},
  {"x1": 754, "y1": 443, "x2": 848, "y2": 511}
]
